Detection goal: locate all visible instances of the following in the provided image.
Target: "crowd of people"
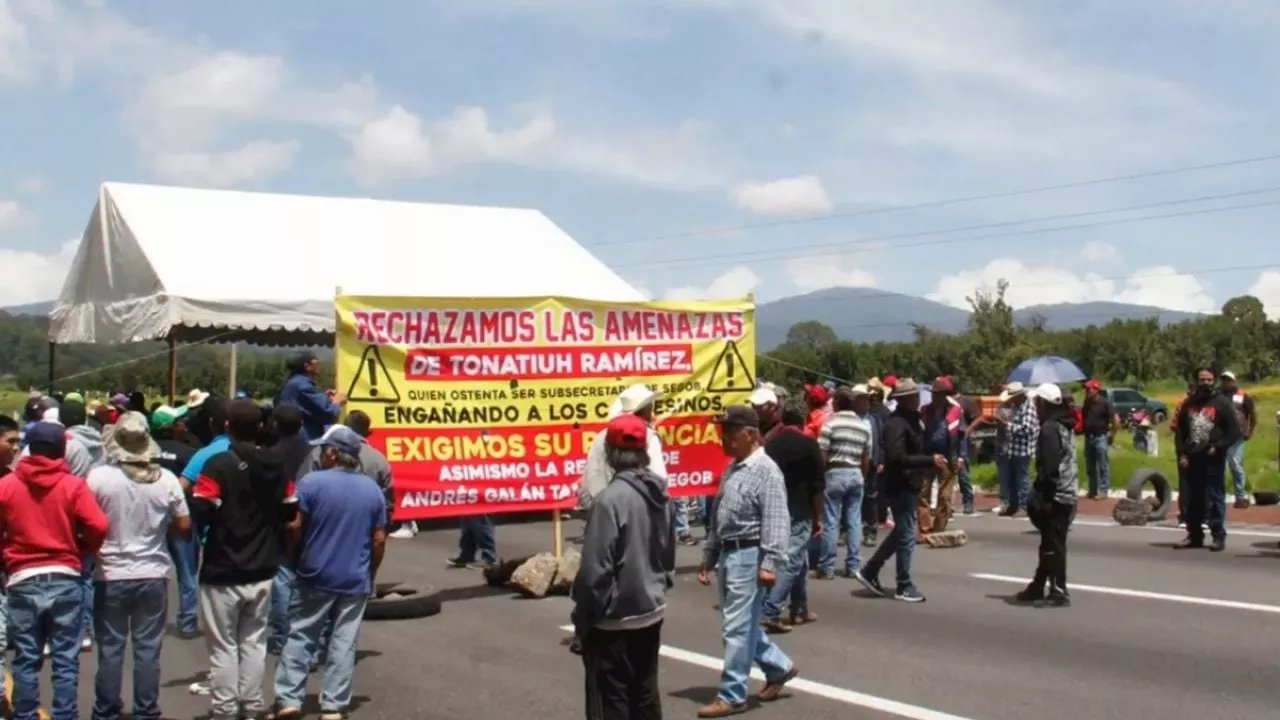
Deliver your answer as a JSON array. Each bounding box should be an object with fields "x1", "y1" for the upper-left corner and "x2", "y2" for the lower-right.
[
  {"x1": 0, "y1": 350, "x2": 393, "y2": 720},
  {"x1": 570, "y1": 367, "x2": 1254, "y2": 719}
]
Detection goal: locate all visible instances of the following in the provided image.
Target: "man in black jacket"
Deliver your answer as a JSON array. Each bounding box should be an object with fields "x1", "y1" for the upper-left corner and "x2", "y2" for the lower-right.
[
  {"x1": 853, "y1": 379, "x2": 945, "y2": 604},
  {"x1": 760, "y1": 403, "x2": 824, "y2": 633},
  {"x1": 1174, "y1": 368, "x2": 1241, "y2": 552},
  {"x1": 1018, "y1": 384, "x2": 1078, "y2": 607}
]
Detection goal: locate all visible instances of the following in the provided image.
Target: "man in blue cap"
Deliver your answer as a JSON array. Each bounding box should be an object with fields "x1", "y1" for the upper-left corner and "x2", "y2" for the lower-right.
[{"x1": 273, "y1": 425, "x2": 386, "y2": 720}]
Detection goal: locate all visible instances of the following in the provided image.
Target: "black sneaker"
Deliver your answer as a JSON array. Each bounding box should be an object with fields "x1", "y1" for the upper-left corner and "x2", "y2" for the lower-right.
[
  {"x1": 678, "y1": 534, "x2": 701, "y2": 547},
  {"x1": 1045, "y1": 592, "x2": 1071, "y2": 608},
  {"x1": 851, "y1": 569, "x2": 885, "y2": 597},
  {"x1": 1173, "y1": 538, "x2": 1204, "y2": 550},
  {"x1": 1014, "y1": 583, "x2": 1045, "y2": 603},
  {"x1": 447, "y1": 556, "x2": 474, "y2": 568},
  {"x1": 894, "y1": 586, "x2": 926, "y2": 603},
  {"x1": 961, "y1": 503, "x2": 976, "y2": 516},
  {"x1": 1210, "y1": 537, "x2": 1226, "y2": 553}
]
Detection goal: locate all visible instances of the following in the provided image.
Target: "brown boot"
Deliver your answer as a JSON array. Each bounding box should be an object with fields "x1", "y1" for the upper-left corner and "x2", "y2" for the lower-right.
[
  {"x1": 757, "y1": 665, "x2": 800, "y2": 702},
  {"x1": 696, "y1": 699, "x2": 747, "y2": 717},
  {"x1": 760, "y1": 617, "x2": 791, "y2": 634},
  {"x1": 789, "y1": 610, "x2": 818, "y2": 626}
]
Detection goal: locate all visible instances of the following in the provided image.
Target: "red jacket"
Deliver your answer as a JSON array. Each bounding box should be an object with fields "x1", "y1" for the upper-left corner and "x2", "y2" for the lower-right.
[{"x1": 0, "y1": 455, "x2": 109, "y2": 580}]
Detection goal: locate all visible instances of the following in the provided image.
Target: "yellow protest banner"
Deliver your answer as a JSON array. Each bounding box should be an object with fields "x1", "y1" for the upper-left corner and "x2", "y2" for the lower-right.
[{"x1": 334, "y1": 295, "x2": 755, "y2": 520}]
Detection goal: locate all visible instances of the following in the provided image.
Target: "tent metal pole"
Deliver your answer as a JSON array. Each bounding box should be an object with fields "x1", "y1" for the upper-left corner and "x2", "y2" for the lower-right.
[
  {"x1": 227, "y1": 345, "x2": 238, "y2": 397},
  {"x1": 167, "y1": 337, "x2": 177, "y2": 405},
  {"x1": 47, "y1": 342, "x2": 56, "y2": 394}
]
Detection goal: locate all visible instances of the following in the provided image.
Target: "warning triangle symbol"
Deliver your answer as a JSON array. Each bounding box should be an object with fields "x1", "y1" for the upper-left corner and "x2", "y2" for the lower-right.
[
  {"x1": 345, "y1": 345, "x2": 401, "y2": 404},
  {"x1": 707, "y1": 341, "x2": 753, "y2": 393}
]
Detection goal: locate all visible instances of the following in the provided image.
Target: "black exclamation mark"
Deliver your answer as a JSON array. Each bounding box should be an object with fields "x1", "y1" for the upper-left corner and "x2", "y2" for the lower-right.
[
  {"x1": 724, "y1": 351, "x2": 735, "y2": 388},
  {"x1": 366, "y1": 357, "x2": 379, "y2": 398}
]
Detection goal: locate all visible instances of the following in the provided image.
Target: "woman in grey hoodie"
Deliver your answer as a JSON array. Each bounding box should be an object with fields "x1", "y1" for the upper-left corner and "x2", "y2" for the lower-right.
[{"x1": 572, "y1": 414, "x2": 676, "y2": 720}]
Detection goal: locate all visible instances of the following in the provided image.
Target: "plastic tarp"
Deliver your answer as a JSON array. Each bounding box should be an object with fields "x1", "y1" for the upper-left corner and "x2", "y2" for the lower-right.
[{"x1": 49, "y1": 183, "x2": 645, "y2": 345}]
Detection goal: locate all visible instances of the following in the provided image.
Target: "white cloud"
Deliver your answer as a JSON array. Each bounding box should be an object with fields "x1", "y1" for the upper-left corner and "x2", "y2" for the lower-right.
[
  {"x1": 1080, "y1": 241, "x2": 1121, "y2": 263},
  {"x1": 928, "y1": 258, "x2": 1216, "y2": 313},
  {"x1": 0, "y1": 0, "x2": 30, "y2": 83},
  {"x1": 730, "y1": 175, "x2": 833, "y2": 217},
  {"x1": 0, "y1": 199, "x2": 27, "y2": 234},
  {"x1": 1246, "y1": 270, "x2": 1280, "y2": 318},
  {"x1": 150, "y1": 141, "x2": 301, "y2": 189},
  {"x1": 665, "y1": 266, "x2": 760, "y2": 300},
  {"x1": 784, "y1": 252, "x2": 876, "y2": 292},
  {"x1": 0, "y1": 238, "x2": 77, "y2": 305},
  {"x1": 349, "y1": 104, "x2": 716, "y2": 189}
]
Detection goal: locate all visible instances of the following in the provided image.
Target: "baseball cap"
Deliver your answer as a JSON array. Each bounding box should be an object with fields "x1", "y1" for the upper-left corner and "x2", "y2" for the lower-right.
[
  {"x1": 932, "y1": 376, "x2": 955, "y2": 394},
  {"x1": 1030, "y1": 383, "x2": 1064, "y2": 405},
  {"x1": 150, "y1": 404, "x2": 189, "y2": 431},
  {"x1": 311, "y1": 424, "x2": 363, "y2": 456},
  {"x1": 748, "y1": 387, "x2": 778, "y2": 407},
  {"x1": 604, "y1": 414, "x2": 648, "y2": 450},
  {"x1": 1220, "y1": 370, "x2": 1236, "y2": 381},
  {"x1": 25, "y1": 421, "x2": 66, "y2": 449},
  {"x1": 717, "y1": 405, "x2": 760, "y2": 429}
]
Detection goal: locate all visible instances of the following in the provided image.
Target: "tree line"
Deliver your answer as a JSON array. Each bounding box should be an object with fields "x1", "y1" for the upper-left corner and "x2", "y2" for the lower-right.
[
  {"x1": 3, "y1": 280, "x2": 1275, "y2": 403},
  {"x1": 759, "y1": 281, "x2": 1279, "y2": 392},
  {"x1": 0, "y1": 312, "x2": 332, "y2": 400}
]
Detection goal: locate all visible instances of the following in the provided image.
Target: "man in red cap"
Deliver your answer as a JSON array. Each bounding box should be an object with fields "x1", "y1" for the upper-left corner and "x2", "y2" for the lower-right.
[
  {"x1": 573, "y1": 414, "x2": 675, "y2": 720},
  {"x1": 801, "y1": 384, "x2": 831, "y2": 439},
  {"x1": 1079, "y1": 380, "x2": 1119, "y2": 500}
]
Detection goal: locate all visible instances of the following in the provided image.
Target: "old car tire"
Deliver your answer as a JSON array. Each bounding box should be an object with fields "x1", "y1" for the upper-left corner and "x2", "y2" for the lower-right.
[
  {"x1": 365, "y1": 582, "x2": 442, "y2": 621},
  {"x1": 1126, "y1": 468, "x2": 1172, "y2": 522}
]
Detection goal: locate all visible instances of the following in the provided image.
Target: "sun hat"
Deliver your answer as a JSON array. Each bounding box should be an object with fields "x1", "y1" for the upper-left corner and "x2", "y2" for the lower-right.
[
  {"x1": 606, "y1": 384, "x2": 663, "y2": 420},
  {"x1": 187, "y1": 389, "x2": 210, "y2": 408},
  {"x1": 104, "y1": 412, "x2": 163, "y2": 483},
  {"x1": 998, "y1": 382, "x2": 1027, "y2": 403},
  {"x1": 110, "y1": 393, "x2": 130, "y2": 408},
  {"x1": 888, "y1": 378, "x2": 920, "y2": 398},
  {"x1": 851, "y1": 384, "x2": 870, "y2": 396}
]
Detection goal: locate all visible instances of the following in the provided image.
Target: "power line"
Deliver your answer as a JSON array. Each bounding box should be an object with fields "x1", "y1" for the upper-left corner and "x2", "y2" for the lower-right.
[
  {"x1": 619, "y1": 195, "x2": 1280, "y2": 273},
  {"x1": 590, "y1": 151, "x2": 1280, "y2": 248}
]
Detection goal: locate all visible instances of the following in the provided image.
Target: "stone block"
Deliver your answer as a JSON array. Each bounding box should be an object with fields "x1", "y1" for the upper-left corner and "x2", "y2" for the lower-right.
[
  {"x1": 509, "y1": 553, "x2": 560, "y2": 598},
  {"x1": 1113, "y1": 497, "x2": 1150, "y2": 526},
  {"x1": 549, "y1": 549, "x2": 582, "y2": 596},
  {"x1": 923, "y1": 529, "x2": 968, "y2": 548}
]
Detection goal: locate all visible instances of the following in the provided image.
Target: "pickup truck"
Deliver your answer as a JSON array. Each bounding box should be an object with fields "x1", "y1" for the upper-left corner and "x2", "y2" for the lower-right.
[{"x1": 1103, "y1": 387, "x2": 1169, "y2": 424}]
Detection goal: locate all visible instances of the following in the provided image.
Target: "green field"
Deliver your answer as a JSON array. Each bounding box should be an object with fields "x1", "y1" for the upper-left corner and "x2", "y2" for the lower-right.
[{"x1": 968, "y1": 386, "x2": 1280, "y2": 494}]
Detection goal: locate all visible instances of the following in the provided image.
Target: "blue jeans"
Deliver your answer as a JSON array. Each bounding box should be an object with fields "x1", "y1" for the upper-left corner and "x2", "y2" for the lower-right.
[
  {"x1": 956, "y1": 460, "x2": 974, "y2": 507},
  {"x1": 9, "y1": 575, "x2": 83, "y2": 720},
  {"x1": 672, "y1": 499, "x2": 690, "y2": 537},
  {"x1": 862, "y1": 487, "x2": 919, "y2": 593},
  {"x1": 1001, "y1": 455, "x2": 1031, "y2": 510},
  {"x1": 80, "y1": 555, "x2": 96, "y2": 641},
  {"x1": 714, "y1": 546, "x2": 793, "y2": 706},
  {"x1": 167, "y1": 535, "x2": 201, "y2": 634},
  {"x1": 1185, "y1": 454, "x2": 1227, "y2": 541},
  {"x1": 92, "y1": 579, "x2": 167, "y2": 720},
  {"x1": 274, "y1": 583, "x2": 369, "y2": 713},
  {"x1": 269, "y1": 564, "x2": 294, "y2": 655},
  {"x1": 819, "y1": 468, "x2": 863, "y2": 575},
  {"x1": 0, "y1": 588, "x2": 8, "y2": 671},
  {"x1": 458, "y1": 515, "x2": 497, "y2": 564},
  {"x1": 1084, "y1": 434, "x2": 1110, "y2": 495},
  {"x1": 1227, "y1": 439, "x2": 1246, "y2": 498},
  {"x1": 761, "y1": 520, "x2": 811, "y2": 620}
]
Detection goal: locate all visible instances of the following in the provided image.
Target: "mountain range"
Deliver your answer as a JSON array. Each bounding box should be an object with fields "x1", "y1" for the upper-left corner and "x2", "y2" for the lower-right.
[{"x1": 5, "y1": 291, "x2": 1204, "y2": 351}]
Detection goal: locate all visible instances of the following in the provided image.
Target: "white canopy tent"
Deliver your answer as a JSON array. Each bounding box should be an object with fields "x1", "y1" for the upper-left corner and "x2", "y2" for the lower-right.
[{"x1": 48, "y1": 182, "x2": 645, "y2": 395}]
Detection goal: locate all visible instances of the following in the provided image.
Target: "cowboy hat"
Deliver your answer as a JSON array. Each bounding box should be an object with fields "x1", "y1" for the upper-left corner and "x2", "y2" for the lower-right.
[
  {"x1": 998, "y1": 382, "x2": 1027, "y2": 403},
  {"x1": 187, "y1": 389, "x2": 210, "y2": 408},
  {"x1": 888, "y1": 378, "x2": 920, "y2": 398},
  {"x1": 606, "y1": 383, "x2": 663, "y2": 420}
]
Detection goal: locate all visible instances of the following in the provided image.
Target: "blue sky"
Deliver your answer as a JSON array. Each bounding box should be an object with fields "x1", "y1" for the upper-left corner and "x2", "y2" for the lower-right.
[{"x1": 3, "y1": 0, "x2": 1280, "y2": 317}]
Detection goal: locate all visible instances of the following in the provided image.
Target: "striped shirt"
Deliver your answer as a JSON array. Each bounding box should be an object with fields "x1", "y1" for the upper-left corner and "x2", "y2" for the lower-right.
[
  {"x1": 702, "y1": 447, "x2": 790, "y2": 573},
  {"x1": 817, "y1": 411, "x2": 873, "y2": 467}
]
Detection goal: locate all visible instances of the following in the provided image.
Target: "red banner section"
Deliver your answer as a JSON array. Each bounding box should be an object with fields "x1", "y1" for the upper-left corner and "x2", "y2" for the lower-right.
[
  {"x1": 402, "y1": 344, "x2": 695, "y2": 382},
  {"x1": 375, "y1": 417, "x2": 727, "y2": 520}
]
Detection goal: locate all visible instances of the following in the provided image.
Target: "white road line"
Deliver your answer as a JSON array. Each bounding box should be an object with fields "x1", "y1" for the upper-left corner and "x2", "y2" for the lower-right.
[
  {"x1": 558, "y1": 625, "x2": 979, "y2": 720},
  {"x1": 959, "y1": 513, "x2": 1280, "y2": 539},
  {"x1": 970, "y1": 573, "x2": 1280, "y2": 614}
]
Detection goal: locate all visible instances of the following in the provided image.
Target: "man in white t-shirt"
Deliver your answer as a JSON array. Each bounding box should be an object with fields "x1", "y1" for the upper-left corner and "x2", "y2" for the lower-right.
[{"x1": 87, "y1": 412, "x2": 192, "y2": 720}]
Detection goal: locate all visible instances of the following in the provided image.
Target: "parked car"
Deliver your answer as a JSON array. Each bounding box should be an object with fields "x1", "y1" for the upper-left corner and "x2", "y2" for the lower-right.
[{"x1": 1104, "y1": 387, "x2": 1169, "y2": 424}]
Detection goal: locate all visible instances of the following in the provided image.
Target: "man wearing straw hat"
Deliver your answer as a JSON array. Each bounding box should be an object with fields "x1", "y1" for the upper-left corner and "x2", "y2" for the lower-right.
[{"x1": 88, "y1": 412, "x2": 193, "y2": 720}]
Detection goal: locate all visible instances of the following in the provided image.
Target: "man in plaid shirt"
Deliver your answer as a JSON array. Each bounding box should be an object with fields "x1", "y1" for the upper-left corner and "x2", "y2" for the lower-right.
[
  {"x1": 696, "y1": 405, "x2": 796, "y2": 718},
  {"x1": 1003, "y1": 391, "x2": 1040, "y2": 516}
]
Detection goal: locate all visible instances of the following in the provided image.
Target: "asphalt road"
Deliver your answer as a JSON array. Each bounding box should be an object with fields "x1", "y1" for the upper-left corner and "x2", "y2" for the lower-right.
[{"x1": 40, "y1": 511, "x2": 1280, "y2": 719}]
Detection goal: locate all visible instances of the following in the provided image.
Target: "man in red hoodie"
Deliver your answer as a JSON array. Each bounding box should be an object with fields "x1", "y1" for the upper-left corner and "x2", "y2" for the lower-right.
[{"x1": 0, "y1": 422, "x2": 109, "y2": 720}]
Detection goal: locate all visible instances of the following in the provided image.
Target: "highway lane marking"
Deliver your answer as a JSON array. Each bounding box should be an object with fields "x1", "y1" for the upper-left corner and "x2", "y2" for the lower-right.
[
  {"x1": 957, "y1": 513, "x2": 1280, "y2": 539},
  {"x1": 559, "y1": 625, "x2": 981, "y2": 720},
  {"x1": 970, "y1": 573, "x2": 1280, "y2": 614}
]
